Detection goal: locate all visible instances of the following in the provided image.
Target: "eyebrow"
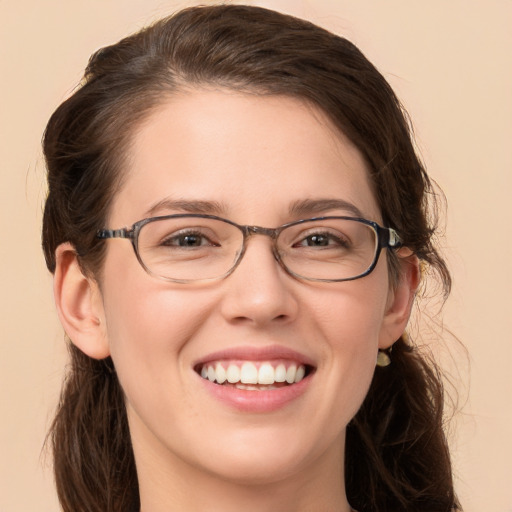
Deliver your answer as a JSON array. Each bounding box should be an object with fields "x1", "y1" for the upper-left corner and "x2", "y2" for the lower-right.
[
  {"x1": 144, "y1": 198, "x2": 227, "y2": 217},
  {"x1": 144, "y1": 197, "x2": 365, "y2": 220},
  {"x1": 288, "y1": 198, "x2": 365, "y2": 218}
]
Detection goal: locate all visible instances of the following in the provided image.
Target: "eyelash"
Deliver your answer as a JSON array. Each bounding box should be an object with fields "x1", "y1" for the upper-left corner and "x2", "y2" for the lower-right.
[
  {"x1": 160, "y1": 229, "x2": 218, "y2": 248},
  {"x1": 293, "y1": 230, "x2": 351, "y2": 248}
]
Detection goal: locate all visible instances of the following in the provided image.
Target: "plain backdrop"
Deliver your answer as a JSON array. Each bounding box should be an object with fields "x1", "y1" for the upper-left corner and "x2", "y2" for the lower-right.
[{"x1": 1, "y1": 1, "x2": 511, "y2": 511}]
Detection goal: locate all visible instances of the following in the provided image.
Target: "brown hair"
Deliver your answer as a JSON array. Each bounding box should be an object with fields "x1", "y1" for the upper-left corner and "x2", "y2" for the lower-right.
[{"x1": 42, "y1": 5, "x2": 459, "y2": 511}]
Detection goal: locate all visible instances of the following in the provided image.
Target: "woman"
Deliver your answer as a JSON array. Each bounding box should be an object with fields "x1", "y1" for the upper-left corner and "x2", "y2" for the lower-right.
[{"x1": 42, "y1": 5, "x2": 460, "y2": 512}]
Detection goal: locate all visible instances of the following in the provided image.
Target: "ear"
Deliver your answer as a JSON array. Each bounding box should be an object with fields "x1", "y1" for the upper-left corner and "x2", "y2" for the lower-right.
[
  {"x1": 53, "y1": 242, "x2": 110, "y2": 359},
  {"x1": 379, "y1": 250, "x2": 421, "y2": 349}
]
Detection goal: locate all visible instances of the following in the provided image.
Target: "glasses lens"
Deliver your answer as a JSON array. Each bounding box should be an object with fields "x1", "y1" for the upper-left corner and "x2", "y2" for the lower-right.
[
  {"x1": 137, "y1": 217, "x2": 242, "y2": 281},
  {"x1": 277, "y1": 218, "x2": 378, "y2": 281}
]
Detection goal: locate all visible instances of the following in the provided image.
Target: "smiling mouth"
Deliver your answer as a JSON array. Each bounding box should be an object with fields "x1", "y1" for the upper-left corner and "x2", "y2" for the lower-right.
[{"x1": 195, "y1": 361, "x2": 314, "y2": 390}]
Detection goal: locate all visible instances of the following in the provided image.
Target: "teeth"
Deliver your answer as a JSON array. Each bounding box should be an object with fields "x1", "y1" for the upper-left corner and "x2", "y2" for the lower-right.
[
  {"x1": 275, "y1": 364, "x2": 286, "y2": 382},
  {"x1": 235, "y1": 383, "x2": 279, "y2": 391},
  {"x1": 285, "y1": 364, "x2": 297, "y2": 384},
  {"x1": 258, "y1": 362, "x2": 275, "y2": 385},
  {"x1": 240, "y1": 362, "x2": 258, "y2": 384},
  {"x1": 226, "y1": 364, "x2": 240, "y2": 383},
  {"x1": 215, "y1": 363, "x2": 227, "y2": 384},
  {"x1": 200, "y1": 361, "x2": 307, "y2": 386},
  {"x1": 295, "y1": 365, "x2": 305, "y2": 383}
]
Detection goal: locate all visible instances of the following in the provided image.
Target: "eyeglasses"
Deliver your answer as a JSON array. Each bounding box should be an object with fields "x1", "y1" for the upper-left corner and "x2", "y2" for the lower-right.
[{"x1": 97, "y1": 214, "x2": 402, "y2": 283}]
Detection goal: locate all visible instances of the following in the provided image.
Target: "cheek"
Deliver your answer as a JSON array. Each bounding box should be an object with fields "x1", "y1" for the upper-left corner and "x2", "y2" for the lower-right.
[
  {"x1": 312, "y1": 272, "x2": 390, "y2": 405},
  {"x1": 315, "y1": 272, "x2": 389, "y2": 349},
  {"x1": 99, "y1": 246, "x2": 218, "y2": 391},
  {"x1": 101, "y1": 279, "x2": 220, "y2": 440},
  {"x1": 103, "y1": 283, "x2": 213, "y2": 357}
]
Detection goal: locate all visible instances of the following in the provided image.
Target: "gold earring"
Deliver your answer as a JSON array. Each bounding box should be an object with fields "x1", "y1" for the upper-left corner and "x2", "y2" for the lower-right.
[{"x1": 376, "y1": 349, "x2": 391, "y2": 367}]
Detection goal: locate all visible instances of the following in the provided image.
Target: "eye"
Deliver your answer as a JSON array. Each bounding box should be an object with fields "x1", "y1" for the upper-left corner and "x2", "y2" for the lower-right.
[
  {"x1": 161, "y1": 229, "x2": 218, "y2": 248},
  {"x1": 294, "y1": 230, "x2": 350, "y2": 249}
]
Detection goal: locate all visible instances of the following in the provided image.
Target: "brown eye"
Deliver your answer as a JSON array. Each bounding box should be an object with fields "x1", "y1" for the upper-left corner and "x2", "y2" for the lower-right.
[
  {"x1": 161, "y1": 230, "x2": 217, "y2": 248},
  {"x1": 294, "y1": 231, "x2": 350, "y2": 249}
]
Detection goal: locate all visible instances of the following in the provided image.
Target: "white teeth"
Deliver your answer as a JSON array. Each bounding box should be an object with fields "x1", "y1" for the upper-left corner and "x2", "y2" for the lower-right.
[
  {"x1": 215, "y1": 363, "x2": 227, "y2": 384},
  {"x1": 235, "y1": 383, "x2": 278, "y2": 391},
  {"x1": 275, "y1": 364, "x2": 286, "y2": 382},
  {"x1": 285, "y1": 364, "x2": 297, "y2": 384},
  {"x1": 226, "y1": 364, "x2": 240, "y2": 383},
  {"x1": 201, "y1": 361, "x2": 307, "y2": 386},
  {"x1": 240, "y1": 362, "x2": 258, "y2": 384},
  {"x1": 258, "y1": 362, "x2": 275, "y2": 385},
  {"x1": 294, "y1": 365, "x2": 305, "y2": 383}
]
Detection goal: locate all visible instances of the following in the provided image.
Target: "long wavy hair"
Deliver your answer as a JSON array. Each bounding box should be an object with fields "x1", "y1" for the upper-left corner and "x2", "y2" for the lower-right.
[{"x1": 42, "y1": 5, "x2": 460, "y2": 511}]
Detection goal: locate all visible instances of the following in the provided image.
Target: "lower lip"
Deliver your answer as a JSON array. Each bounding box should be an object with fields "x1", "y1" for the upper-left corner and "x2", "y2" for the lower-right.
[{"x1": 198, "y1": 374, "x2": 313, "y2": 413}]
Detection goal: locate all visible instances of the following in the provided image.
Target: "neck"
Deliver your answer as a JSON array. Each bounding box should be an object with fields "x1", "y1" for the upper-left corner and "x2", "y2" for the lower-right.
[
  {"x1": 132, "y1": 422, "x2": 352, "y2": 512},
  {"x1": 138, "y1": 466, "x2": 352, "y2": 512}
]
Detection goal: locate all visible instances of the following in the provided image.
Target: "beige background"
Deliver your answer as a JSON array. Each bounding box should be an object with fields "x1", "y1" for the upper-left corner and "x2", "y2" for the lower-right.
[{"x1": 1, "y1": 1, "x2": 511, "y2": 510}]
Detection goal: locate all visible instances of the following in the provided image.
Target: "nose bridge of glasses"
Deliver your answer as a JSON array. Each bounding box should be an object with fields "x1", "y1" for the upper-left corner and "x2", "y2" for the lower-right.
[
  {"x1": 238, "y1": 225, "x2": 283, "y2": 268},
  {"x1": 244, "y1": 225, "x2": 280, "y2": 240}
]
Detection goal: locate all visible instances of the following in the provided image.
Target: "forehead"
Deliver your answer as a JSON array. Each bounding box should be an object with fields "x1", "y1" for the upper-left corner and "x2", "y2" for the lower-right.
[{"x1": 111, "y1": 89, "x2": 380, "y2": 226}]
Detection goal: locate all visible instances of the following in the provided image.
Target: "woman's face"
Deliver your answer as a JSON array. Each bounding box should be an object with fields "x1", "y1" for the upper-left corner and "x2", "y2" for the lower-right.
[{"x1": 98, "y1": 89, "x2": 401, "y2": 486}]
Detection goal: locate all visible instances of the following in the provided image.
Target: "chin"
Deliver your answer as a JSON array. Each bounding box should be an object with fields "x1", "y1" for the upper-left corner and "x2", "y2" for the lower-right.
[
  {"x1": 203, "y1": 453, "x2": 308, "y2": 487},
  {"x1": 191, "y1": 424, "x2": 339, "y2": 487}
]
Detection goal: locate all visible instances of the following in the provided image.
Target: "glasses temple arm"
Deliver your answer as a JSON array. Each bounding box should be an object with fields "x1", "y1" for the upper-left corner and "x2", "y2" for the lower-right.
[{"x1": 96, "y1": 228, "x2": 134, "y2": 239}]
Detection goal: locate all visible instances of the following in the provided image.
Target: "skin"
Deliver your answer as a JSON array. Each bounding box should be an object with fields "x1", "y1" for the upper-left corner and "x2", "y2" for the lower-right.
[{"x1": 54, "y1": 89, "x2": 419, "y2": 512}]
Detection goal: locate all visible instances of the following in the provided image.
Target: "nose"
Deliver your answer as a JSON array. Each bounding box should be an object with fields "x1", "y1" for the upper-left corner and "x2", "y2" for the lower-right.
[{"x1": 219, "y1": 236, "x2": 299, "y2": 327}]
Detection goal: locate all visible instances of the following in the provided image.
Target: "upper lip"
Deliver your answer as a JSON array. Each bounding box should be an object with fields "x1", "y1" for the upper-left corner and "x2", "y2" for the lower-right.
[{"x1": 193, "y1": 344, "x2": 316, "y2": 368}]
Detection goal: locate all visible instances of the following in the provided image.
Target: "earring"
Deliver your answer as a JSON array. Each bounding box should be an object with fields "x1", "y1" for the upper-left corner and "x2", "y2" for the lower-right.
[{"x1": 376, "y1": 349, "x2": 391, "y2": 367}]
